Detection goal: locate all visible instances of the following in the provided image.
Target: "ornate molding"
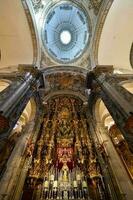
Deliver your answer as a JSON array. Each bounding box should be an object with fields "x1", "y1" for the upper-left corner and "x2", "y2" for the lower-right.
[
  {"x1": 42, "y1": 90, "x2": 87, "y2": 102},
  {"x1": 41, "y1": 65, "x2": 88, "y2": 76},
  {"x1": 31, "y1": 0, "x2": 43, "y2": 13},
  {"x1": 88, "y1": 0, "x2": 103, "y2": 15},
  {"x1": 41, "y1": 51, "x2": 56, "y2": 67}
]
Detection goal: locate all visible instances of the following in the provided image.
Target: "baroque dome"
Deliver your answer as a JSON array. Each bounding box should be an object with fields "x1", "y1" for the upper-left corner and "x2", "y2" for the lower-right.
[{"x1": 42, "y1": 2, "x2": 90, "y2": 63}]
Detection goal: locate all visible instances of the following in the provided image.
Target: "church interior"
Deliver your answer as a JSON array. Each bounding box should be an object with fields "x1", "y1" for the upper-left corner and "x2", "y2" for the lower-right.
[{"x1": 0, "y1": 0, "x2": 133, "y2": 200}]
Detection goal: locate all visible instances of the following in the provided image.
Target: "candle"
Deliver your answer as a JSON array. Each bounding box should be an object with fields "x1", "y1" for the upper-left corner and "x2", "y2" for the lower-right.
[
  {"x1": 53, "y1": 180, "x2": 58, "y2": 188},
  {"x1": 44, "y1": 181, "x2": 49, "y2": 188},
  {"x1": 82, "y1": 181, "x2": 87, "y2": 188},
  {"x1": 73, "y1": 180, "x2": 77, "y2": 187},
  {"x1": 50, "y1": 174, "x2": 54, "y2": 181}
]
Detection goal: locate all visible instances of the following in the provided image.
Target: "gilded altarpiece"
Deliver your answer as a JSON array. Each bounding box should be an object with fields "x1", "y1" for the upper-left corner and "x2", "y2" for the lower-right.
[{"x1": 21, "y1": 96, "x2": 106, "y2": 200}]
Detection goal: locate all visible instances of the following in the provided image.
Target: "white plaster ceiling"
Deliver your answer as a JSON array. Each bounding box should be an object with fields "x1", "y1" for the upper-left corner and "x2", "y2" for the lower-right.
[
  {"x1": 98, "y1": 0, "x2": 133, "y2": 73},
  {"x1": 0, "y1": 0, "x2": 33, "y2": 71}
]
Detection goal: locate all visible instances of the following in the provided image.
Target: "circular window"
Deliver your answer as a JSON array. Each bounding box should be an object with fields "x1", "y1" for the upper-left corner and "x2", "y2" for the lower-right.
[
  {"x1": 60, "y1": 30, "x2": 72, "y2": 45},
  {"x1": 42, "y1": 3, "x2": 90, "y2": 63}
]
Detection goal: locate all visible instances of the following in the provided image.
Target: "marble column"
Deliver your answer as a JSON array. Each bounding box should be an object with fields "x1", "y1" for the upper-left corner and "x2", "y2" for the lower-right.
[
  {"x1": 0, "y1": 109, "x2": 44, "y2": 200},
  {"x1": 0, "y1": 65, "x2": 43, "y2": 140},
  {"x1": 86, "y1": 65, "x2": 133, "y2": 151},
  {"x1": 90, "y1": 119, "x2": 133, "y2": 200}
]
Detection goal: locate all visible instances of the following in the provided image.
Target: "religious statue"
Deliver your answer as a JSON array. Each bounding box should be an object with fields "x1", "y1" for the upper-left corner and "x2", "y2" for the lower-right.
[{"x1": 61, "y1": 163, "x2": 69, "y2": 182}]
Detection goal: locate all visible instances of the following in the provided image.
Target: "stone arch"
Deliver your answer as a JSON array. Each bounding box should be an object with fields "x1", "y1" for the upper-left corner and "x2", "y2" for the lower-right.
[
  {"x1": 94, "y1": 98, "x2": 114, "y2": 128},
  {"x1": 9, "y1": 97, "x2": 37, "y2": 140},
  {"x1": 119, "y1": 80, "x2": 133, "y2": 94},
  {"x1": 43, "y1": 90, "x2": 87, "y2": 103},
  {"x1": 18, "y1": 97, "x2": 37, "y2": 127}
]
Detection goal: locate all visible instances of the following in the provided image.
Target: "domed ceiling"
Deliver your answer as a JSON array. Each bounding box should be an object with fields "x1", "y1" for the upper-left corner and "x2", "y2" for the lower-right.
[
  {"x1": 1, "y1": 0, "x2": 132, "y2": 74},
  {"x1": 42, "y1": 2, "x2": 90, "y2": 63}
]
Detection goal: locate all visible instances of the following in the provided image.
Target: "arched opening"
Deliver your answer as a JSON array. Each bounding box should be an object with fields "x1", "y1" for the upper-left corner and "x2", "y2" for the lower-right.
[
  {"x1": 120, "y1": 81, "x2": 133, "y2": 94},
  {"x1": 0, "y1": 96, "x2": 37, "y2": 176},
  {"x1": 0, "y1": 79, "x2": 11, "y2": 92},
  {"x1": 95, "y1": 99, "x2": 133, "y2": 180},
  {"x1": 11, "y1": 97, "x2": 37, "y2": 137}
]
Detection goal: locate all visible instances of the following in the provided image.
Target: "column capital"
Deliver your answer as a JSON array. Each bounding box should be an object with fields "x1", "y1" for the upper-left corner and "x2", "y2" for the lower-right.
[
  {"x1": 86, "y1": 65, "x2": 114, "y2": 89},
  {"x1": 18, "y1": 64, "x2": 42, "y2": 78},
  {"x1": 93, "y1": 65, "x2": 114, "y2": 76}
]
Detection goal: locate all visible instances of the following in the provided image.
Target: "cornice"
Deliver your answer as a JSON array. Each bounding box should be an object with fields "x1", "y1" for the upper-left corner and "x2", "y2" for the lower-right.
[
  {"x1": 41, "y1": 65, "x2": 88, "y2": 75},
  {"x1": 42, "y1": 90, "x2": 87, "y2": 102}
]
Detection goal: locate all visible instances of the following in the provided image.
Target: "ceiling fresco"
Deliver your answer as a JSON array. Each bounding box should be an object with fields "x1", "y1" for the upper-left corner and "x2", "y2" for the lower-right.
[{"x1": 43, "y1": 72, "x2": 86, "y2": 98}]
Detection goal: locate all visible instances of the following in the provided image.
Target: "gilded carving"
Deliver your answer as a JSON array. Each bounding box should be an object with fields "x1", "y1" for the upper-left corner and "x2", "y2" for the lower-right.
[{"x1": 21, "y1": 96, "x2": 103, "y2": 199}]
